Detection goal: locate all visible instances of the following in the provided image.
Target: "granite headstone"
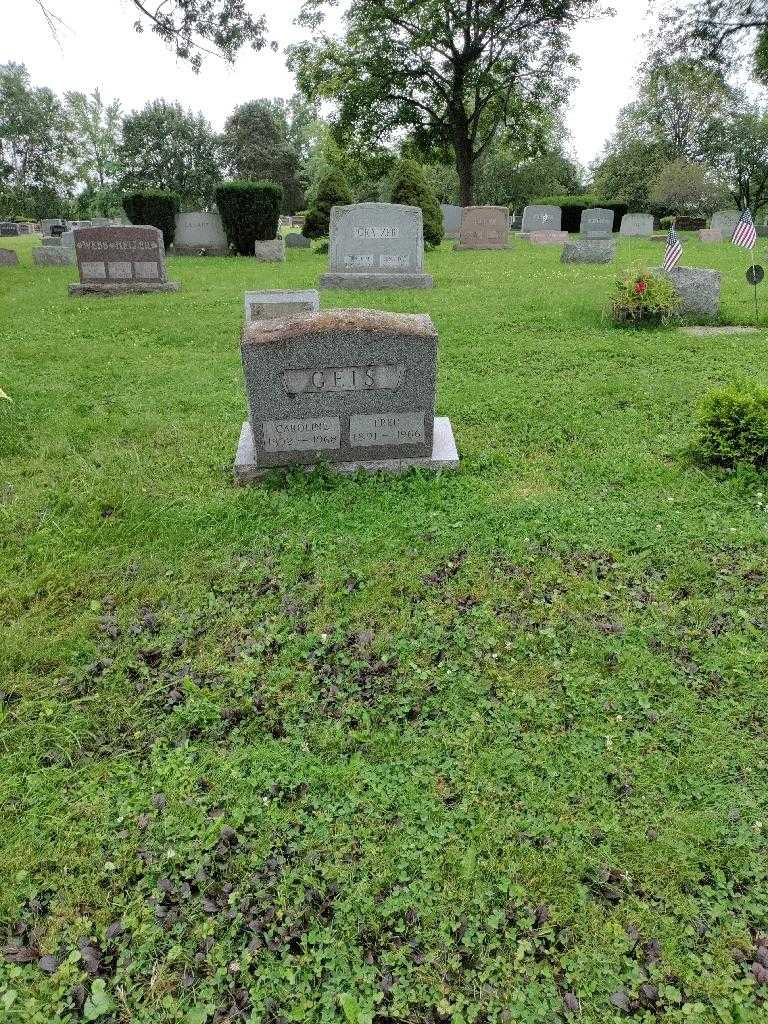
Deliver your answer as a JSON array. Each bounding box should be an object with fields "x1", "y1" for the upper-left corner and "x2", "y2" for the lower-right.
[
  {"x1": 174, "y1": 211, "x2": 229, "y2": 255},
  {"x1": 234, "y1": 308, "x2": 458, "y2": 480},
  {"x1": 244, "y1": 289, "x2": 320, "y2": 322},
  {"x1": 710, "y1": 210, "x2": 741, "y2": 238},
  {"x1": 68, "y1": 225, "x2": 180, "y2": 296},
  {"x1": 580, "y1": 208, "x2": 614, "y2": 238},
  {"x1": 520, "y1": 205, "x2": 561, "y2": 236},
  {"x1": 285, "y1": 232, "x2": 311, "y2": 249},
  {"x1": 455, "y1": 206, "x2": 509, "y2": 250},
  {"x1": 561, "y1": 239, "x2": 616, "y2": 264},
  {"x1": 320, "y1": 203, "x2": 432, "y2": 289},
  {"x1": 619, "y1": 214, "x2": 654, "y2": 237},
  {"x1": 0, "y1": 249, "x2": 19, "y2": 266},
  {"x1": 440, "y1": 204, "x2": 463, "y2": 240}
]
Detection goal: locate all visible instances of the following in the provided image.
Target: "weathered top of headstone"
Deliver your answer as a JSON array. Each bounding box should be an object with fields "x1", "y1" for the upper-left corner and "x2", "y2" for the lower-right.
[
  {"x1": 69, "y1": 225, "x2": 178, "y2": 294},
  {"x1": 619, "y1": 213, "x2": 654, "y2": 237},
  {"x1": 456, "y1": 206, "x2": 509, "y2": 249},
  {"x1": 174, "y1": 211, "x2": 229, "y2": 254},
  {"x1": 239, "y1": 308, "x2": 439, "y2": 471},
  {"x1": 710, "y1": 210, "x2": 741, "y2": 237},
  {"x1": 580, "y1": 207, "x2": 614, "y2": 237},
  {"x1": 521, "y1": 205, "x2": 562, "y2": 234},
  {"x1": 244, "y1": 289, "x2": 319, "y2": 322}
]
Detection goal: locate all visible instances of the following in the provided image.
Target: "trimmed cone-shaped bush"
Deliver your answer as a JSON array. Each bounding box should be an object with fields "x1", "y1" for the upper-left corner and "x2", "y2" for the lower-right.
[
  {"x1": 390, "y1": 159, "x2": 444, "y2": 247},
  {"x1": 215, "y1": 180, "x2": 283, "y2": 255},
  {"x1": 302, "y1": 169, "x2": 353, "y2": 240},
  {"x1": 122, "y1": 190, "x2": 180, "y2": 248}
]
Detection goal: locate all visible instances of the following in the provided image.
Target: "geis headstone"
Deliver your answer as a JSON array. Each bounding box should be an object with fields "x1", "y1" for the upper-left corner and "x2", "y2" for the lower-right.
[
  {"x1": 455, "y1": 206, "x2": 509, "y2": 250},
  {"x1": 580, "y1": 208, "x2": 614, "y2": 238},
  {"x1": 234, "y1": 308, "x2": 458, "y2": 481},
  {"x1": 520, "y1": 205, "x2": 562, "y2": 236},
  {"x1": 320, "y1": 203, "x2": 432, "y2": 289},
  {"x1": 244, "y1": 289, "x2": 319, "y2": 322},
  {"x1": 68, "y1": 225, "x2": 180, "y2": 296}
]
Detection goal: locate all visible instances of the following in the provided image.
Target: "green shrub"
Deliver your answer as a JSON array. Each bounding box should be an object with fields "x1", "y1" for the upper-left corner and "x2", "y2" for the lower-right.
[
  {"x1": 611, "y1": 269, "x2": 681, "y2": 327},
  {"x1": 122, "y1": 190, "x2": 180, "y2": 248},
  {"x1": 215, "y1": 180, "x2": 282, "y2": 255},
  {"x1": 303, "y1": 169, "x2": 353, "y2": 239},
  {"x1": 390, "y1": 159, "x2": 444, "y2": 247},
  {"x1": 659, "y1": 216, "x2": 675, "y2": 230},
  {"x1": 693, "y1": 386, "x2": 768, "y2": 469},
  {"x1": 533, "y1": 195, "x2": 628, "y2": 233}
]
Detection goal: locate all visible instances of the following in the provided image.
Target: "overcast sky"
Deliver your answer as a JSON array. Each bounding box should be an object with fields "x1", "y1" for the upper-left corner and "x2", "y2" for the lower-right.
[{"x1": 5, "y1": 0, "x2": 650, "y2": 168}]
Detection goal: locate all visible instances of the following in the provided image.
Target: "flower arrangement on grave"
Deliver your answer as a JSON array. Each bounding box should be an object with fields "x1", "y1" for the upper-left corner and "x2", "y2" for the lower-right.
[{"x1": 611, "y1": 269, "x2": 681, "y2": 327}]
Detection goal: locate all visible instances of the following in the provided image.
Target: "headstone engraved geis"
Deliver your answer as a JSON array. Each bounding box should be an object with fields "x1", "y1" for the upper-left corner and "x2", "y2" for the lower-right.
[
  {"x1": 234, "y1": 308, "x2": 458, "y2": 481},
  {"x1": 68, "y1": 225, "x2": 180, "y2": 296},
  {"x1": 455, "y1": 206, "x2": 509, "y2": 250},
  {"x1": 320, "y1": 203, "x2": 433, "y2": 289},
  {"x1": 244, "y1": 289, "x2": 320, "y2": 322}
]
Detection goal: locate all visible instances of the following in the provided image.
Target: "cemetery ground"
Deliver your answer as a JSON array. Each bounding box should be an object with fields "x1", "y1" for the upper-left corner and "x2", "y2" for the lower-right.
[{"x1": 2, "y1": 231, "x2": 768, "y2": 1024}]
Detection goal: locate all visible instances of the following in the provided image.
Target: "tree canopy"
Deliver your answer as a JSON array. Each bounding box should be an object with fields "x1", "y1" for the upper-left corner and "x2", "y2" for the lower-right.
[{"x1": 289, "y1": 0, "x2": 603, "y2": 205}]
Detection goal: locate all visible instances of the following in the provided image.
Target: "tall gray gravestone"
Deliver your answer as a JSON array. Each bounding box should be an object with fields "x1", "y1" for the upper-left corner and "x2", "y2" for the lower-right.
[
  {"x1": 580, "y1": 208, "x2": 614, "y2": 238},
  {"x1": 440, "y1": 204, "x2": 463, "y2": 240},
  {"x1": 320, "y1": 203, "x2": 432, "y2": 289},
  {"x1": 619, "y1": 214, "x2": 654, "y2": 237},
  {"x1": 174, "y1": 211, "x2": 229, "y2": 255},
  {"x1": 69, "y1": 225, "x2": 180, "y2": 296},
  {"x1": 234, "y1": 308, "x2": 458, "y2": 481},
  {"x1": 455, "y1": 207, "x2": 509, "y2": 249},
  {"x1": 710, "y1": 210, "x2": 740, "y2": 238},
  {"x1": 520, "y1": 205, "x2": 562, "y2": 236}
]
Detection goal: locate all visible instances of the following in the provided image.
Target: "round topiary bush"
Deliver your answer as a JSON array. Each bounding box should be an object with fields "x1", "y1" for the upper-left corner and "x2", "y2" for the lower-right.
[
  {"x1": 122, "y1": 190, "x2": 180, "y2": 248},
  {"x1": 215, "y1": 180, "x2": 283, "y2": 256},
  {"x1": 611, "y1": 269, "x2": 681, "y2": 327},
  {"x1": 390, "y1": 158, "x2": 444, "y2": 248},
  {"x1": 302, "y1": 170, "x2": 353, "y2": 240},
  {"x1": 693, "y1": 386, "x2": 768, "y2": 469}
]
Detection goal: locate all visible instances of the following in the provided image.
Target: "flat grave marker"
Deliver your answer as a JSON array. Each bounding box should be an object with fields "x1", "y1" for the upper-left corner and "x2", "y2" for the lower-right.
[{"x1": 244, "y1": 289, "x2": 320, "y2": 322}]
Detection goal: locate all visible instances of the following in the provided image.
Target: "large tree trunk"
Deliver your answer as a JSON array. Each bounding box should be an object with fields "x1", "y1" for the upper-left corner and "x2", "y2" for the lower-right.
[{"x1": 454, "y1": 136, "x2": 474, "y2": 206}]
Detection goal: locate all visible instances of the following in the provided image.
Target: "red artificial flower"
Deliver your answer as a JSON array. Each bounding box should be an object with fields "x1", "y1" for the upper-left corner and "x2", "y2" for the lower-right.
[{"x1": 635, "y1": 280, "x2": 648, "y2": 295}]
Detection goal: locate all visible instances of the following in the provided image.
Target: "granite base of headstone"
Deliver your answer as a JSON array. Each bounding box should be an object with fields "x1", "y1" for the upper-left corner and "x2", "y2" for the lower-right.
[
  {"x1": 68, "y1": 225, "x2": 180, "y2": 296},
  {"x1": 33, "y1": 246, "x2": 75, "y2": 266},
  {"x1": 174, "y1": 211, "x2": 229, "y2": 255},
  {"x1": 698, "y1": 229, "x2": 723, "y2": 243},
  {"x1": 320, "y1": 203, "x2": 433, "y2": 289},
  {"x1": 440, "y1": 204, "x2": 463, "y2": 240},
  {"x1": 561, "y1": 239, "x2": 616, "y2": 264},
  {"x1": 233, "y1": 308, "x2": 458, "y2": 481},
  {"x1": 454, "y1": 206, "x2": 509, "y2": 250},
  {"x1": 530, "y1": 231, "x2": 569, "y2": 245},
  {"x1": 285, "y1": 233, "x2": 310, "y2": 249},
  {"x1": 0, "y1": 249, "x2": 19, "y2": 266},
  {"x1": 244, "y1": 289, "x2": 319, "y2": 322},
  {"x1": 254, "y1": 238, "x2": 285, "y2": 262},
  {"x1": 656, "y1": 267, "x2": 721, "y2": 319}
]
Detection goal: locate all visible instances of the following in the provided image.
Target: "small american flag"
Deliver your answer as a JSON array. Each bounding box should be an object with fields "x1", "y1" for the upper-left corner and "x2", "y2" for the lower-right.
[
  {"x1": 732, "y1": 207, "x2": 757, "y2": 250},
  {"x1": 663, "y1": 223, "x2": 683, "y2": 272}
]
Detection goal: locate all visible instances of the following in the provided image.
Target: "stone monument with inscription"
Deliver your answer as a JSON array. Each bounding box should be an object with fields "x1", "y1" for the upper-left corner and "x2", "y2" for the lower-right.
[
  {"x1": 520, "y1": 205, "x2": 562, "y2": 237},
  {"x1": 580, "y1": 208, "x2": 614, "y2": 237},
  {"x1": 619, "y1": 213, "x2": 654, "y2": 237},
  {"x1": 68, "y1": 225, "x2": 180, "y2": 296},
  {"x1": 174, "y1": 211, "x2": 229, "y2": 255},
  {"x1": 320, "y1": 203, "x2": 432, "y2": 289},
  {"x1": 244, "y1": 289, "x2": 319, "y2": 322},
  {"x1": 234, "y1": 308, "x2": 458, "y2": 481},
  {"x1": 455, "y1": 206, "x2": 509, "y2": 250},
  {"x1": 711, "y1": 210, "x2": 740, "y2": 238}
]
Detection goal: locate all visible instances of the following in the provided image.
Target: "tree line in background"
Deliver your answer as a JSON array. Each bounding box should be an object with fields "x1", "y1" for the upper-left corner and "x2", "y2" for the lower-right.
[{"x1": 6, "y1": 0, "x2": 768, "y2": 225}]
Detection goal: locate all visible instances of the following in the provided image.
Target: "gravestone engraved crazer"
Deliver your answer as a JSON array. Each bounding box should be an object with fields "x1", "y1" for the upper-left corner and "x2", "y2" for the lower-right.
[
  {"x1": 244, "y1": 289, "x2": 320, "y2": 322},
  {"x1": 234, "y1": 308, "x2": 458, "y2": 481},
  {"x1": 619, "y1": 213, "x2": 654, "y2": 237},
  {"x1": 520, "y1": 205, "x2": 562, "y2": 236},
  {"x1": 440, "y1": 204, "x2": 463, "y2": 239},
  {"x1": 320, "y1": 203, "x2": 433, "y2": 289},
  {"x1": 580, "y1": 208, "x2": 614, "y2": 237},
  {"x1": 68, "y1": 226, "x2": 180, "y2": 296},
  {"x1": 455, "y1": 206, "x2": 509, "y2": 250},
  {"x1": 711, "y1": 210, "x2": 741, "y2": 238},
  {"x1": 174, "y1": 211, "x2": 229, "y2": 255}
]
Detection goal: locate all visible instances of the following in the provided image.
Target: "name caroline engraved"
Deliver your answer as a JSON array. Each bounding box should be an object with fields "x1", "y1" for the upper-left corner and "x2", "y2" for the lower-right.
[
  {"x1": 262, "y1": 416, "x2": 341, "y2": 453},
  {"x1": 283, "y1": 364, "x2": 405, "y2": 395}
]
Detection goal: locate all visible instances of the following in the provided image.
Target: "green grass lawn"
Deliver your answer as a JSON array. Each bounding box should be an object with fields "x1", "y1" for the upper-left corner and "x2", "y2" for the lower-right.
[{"x1": 2, "y1": 232, "x2": 768, "y2": 1024}]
